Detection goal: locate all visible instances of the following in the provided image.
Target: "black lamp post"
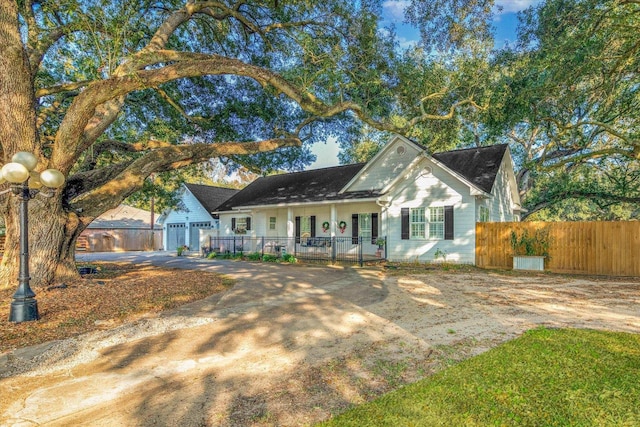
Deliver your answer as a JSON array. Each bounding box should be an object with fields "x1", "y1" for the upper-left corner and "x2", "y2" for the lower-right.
[{"x1": 2, "y1": 152, "x2": 65, "y2": 323}]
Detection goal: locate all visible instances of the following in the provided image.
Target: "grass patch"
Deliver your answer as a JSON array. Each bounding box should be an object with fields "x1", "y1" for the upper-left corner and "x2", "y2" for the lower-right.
[{"x1": 319, "y1": 328, "x2": 640, "y2": 426}]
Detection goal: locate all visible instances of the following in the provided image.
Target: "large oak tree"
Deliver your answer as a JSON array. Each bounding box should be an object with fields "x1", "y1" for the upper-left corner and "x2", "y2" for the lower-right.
[{"x1": 0, "y1": 0, "x2": 493, "y2": 289}]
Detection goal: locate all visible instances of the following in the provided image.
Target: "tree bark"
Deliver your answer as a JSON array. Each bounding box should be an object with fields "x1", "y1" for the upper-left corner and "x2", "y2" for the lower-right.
[{"x1": 0, "y1": 194, "x2": 79, "y2": 290}]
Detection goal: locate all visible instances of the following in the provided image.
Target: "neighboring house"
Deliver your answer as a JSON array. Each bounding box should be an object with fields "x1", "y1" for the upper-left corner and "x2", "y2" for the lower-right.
[
  {"x1": 159, "y1": 183, "x2": 239, "y2": 251},
  {"x1": 212, "y1": 135, "x2": 522, "y2": 263},
  {"x1": 79, "y1": 204, "x2": 162, "y2": 252}
]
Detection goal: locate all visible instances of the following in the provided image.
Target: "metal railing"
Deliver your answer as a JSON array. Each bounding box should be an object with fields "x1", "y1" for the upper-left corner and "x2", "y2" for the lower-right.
[{"x1": 202, "y1": 235, "x2": 387, "y2": 266}]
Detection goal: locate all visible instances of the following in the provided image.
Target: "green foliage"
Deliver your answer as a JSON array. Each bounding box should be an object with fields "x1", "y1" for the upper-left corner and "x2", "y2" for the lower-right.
[
  {"x1": 262, "y1": 254, "x2": 279, "y2": 263},
  {"x1": 320, "y1": 328, "x2": 640, "y2": 426},
  {"x1": 482, "y1": 0, "x2": 640, "y2": 219},
  {"x1": 206, "y1": 251, "x2": 217, "y2": 259},
  {"x1": 282, "y1": 253, "x2": 297, "y2": 263},
  {"x1": 245, "y1": 252, "x2": 262, "y2": 261},
  {"x1": 510, "y1": 228, "x2": 550, "y2": 257},
  {"x1": 433, "y1": 248, "x2": 447, "y2": 262}
]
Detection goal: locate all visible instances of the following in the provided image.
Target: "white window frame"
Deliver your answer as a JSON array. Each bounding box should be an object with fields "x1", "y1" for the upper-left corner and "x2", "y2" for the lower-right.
[
  {"x1": 235, "y1": 217, "x2": 247, "y2": 234},
  {"x1": 479, "y1": 206, "x2": 490, "y2": 222},
  {"x1": 300, "y1": 216, "x2": 311, "y2": 237},
  {"x1": 429, "y1": 206, "x2": 445, "y2": 239},
  {"x1": 269, "y1": 216, "x2": 277, "y2": 230},
  {"x1": 358, "y1": 213, "x2": 372, "y2": 240},
  {"x1": 410, "y1": 208, "x2": 425, "y2": 239}
]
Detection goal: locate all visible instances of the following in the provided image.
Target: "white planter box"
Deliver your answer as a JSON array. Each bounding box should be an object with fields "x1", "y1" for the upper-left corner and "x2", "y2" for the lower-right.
[{"x1": 513, "y1": 256, "x2": 545, "y2": 271}]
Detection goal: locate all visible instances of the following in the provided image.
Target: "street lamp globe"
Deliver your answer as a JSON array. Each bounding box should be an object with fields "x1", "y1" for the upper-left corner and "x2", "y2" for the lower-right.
[
  {"x1": 1, "y1": 162, "x2": 29, "y2": 183},
  {"x1": 39, "y1": 169, "x2": 66, "y2": 188},
  {"x1": 12, "y1": 151, "x2": 38, "y2": 171}
]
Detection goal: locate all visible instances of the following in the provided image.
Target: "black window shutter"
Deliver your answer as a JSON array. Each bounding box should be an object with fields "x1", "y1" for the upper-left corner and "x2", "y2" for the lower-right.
[
  {"x1": 295, "y1": 216, "x2": 301, "y2": 243},
  {"x1": 231, "y1": 218, "x2": 236, "y2": 231},
  {"x1": 371, "y1": 213, "x2": 379, "y2": 244},
  {"x1": 310, "y1": 216, "x2": 316, "y2": 238},
  {"x1": 401, "y1": 208, "x2": 409, "y2": 240},
  {"x1": 444, "y1": 206, "x2": 454, "y2": 240},
  {"x1": 246, "y1": 217, "x2": 251, "y2": 231},
  {"x1": 352, "y1": 214, "x2": 359, "y2": 244}
]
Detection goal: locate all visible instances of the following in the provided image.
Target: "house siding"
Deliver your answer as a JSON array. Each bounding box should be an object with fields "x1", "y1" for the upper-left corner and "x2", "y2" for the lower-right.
[
  {"x1": 385, "y1": 157, "x2": 477, "y2": 263},
  {"x1": 346, "y1": 137, "x2": 421, "y2": 192},
  {"x1": 162, "y1": 187, "x2": 216, "y2": 250}
]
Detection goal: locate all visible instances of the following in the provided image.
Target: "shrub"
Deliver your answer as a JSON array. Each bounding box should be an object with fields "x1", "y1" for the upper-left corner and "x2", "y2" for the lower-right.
[
  {"x1": 510, "y1": 228, "x2": 551, "y2": 257},
  {"x1": 206, "y1": 251, "x2": 217, "y2": 259},
  {"x1": 262, "y1": 254, "x2": 278, "y2": 262},
  {"x1": 282, "y1": 253, "x2": 297, "y2": 263},
  {"x1": 246, "y1": 252, "x2": 262, "y2": 261}
]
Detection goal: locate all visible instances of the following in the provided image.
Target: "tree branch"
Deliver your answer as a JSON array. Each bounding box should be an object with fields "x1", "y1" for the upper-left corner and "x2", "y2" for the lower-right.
[{"x1": 71, "y1": 138, "x2": 300, "y2": 216}]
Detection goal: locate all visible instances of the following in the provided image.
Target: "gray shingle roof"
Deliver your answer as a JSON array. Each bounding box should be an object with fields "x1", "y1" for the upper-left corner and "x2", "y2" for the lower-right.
[
  {"x1": 214, "y1": 143, "x2": 508, "y2": 211},
  {"x1": 433, "y1": 144, "x2": 507, "y2": 193},
  {"x1": 184, "y1": 184, "x2": 239, "y2": 213},
  {"x1": 215, "y1": 163, "x2": 379, "y2": 211}
]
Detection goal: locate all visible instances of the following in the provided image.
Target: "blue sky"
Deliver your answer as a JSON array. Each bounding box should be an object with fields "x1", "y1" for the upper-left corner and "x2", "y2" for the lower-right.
[{"x1": 309, "y1": 0, "x2": 542, "y2": 169}]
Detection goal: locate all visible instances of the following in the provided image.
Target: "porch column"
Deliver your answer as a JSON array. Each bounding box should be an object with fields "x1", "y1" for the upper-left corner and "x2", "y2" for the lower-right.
[
  {"x1": 330, "y1": 204, "x2": 337, "y2": 237},
  {"x1": 287, "y1": 207, "x2": 294, "y2": 253}
]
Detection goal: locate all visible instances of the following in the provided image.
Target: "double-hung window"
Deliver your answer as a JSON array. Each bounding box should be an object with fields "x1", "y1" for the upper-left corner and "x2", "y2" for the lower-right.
[
  {"x1": 479, "y1": 206, "x2": 490, "y2": 222},
  {"x1": 300, "y1": 216, "x2": 311, "y2": 237},
  {"x1": 358, "y1": 213, "x2": 372, "y2": 240},
  {"x1": 269, "y1": 216, "x2": 277, "y2": 230},
  {"x1": 410, "y1": 208, "x2": 425, "y2": 238},
  {"x1": 402, "y1": 206, "x2": 453, "y2": 241},
  {"x1": 428, "y1": 207, "x2": 445, "y2": 239}
]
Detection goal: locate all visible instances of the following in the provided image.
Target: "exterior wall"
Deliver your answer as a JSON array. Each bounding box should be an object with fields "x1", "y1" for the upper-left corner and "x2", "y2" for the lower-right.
[
  {"x1": 488, "y1": 158, "x2": 517, "y2": 222},
  {"x1": 218, "y1": 201, "x2": 382, "y2": 253},
  {"x1": 346, "y1": 137, "x2": 421, "y2": 192},
  {"x1": 474, "y1": 155, "x2": 518, "y2": 223},
  {"x1": 385, "y1": 157, "x2": 477, "y2": 263},
  {"x1": 161, "y1": 187, "x2": 216, "y2": 250}
]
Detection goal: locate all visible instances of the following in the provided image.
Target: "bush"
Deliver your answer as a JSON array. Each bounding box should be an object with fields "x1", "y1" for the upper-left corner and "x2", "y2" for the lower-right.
[
  {"x1": 262, "y1": 254, "x2": 278, "y2": 262},
  {"x1": 246, "y1": 252, "x2": 262, "y2": 261},
  {"x1": 206, "y1": 251, "x2": 217, "y2": 259},
  {"x1": 282, "y1": 253, "x2": 297, "y2": 263}
]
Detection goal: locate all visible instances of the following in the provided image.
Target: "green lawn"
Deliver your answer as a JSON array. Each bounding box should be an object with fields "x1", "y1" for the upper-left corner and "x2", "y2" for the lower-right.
[{"x1": 319, "y1": 328, "x2": 640, "y2": 426}]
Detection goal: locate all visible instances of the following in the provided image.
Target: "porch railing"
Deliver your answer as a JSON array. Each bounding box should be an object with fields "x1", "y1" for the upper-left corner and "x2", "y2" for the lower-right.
[{"x1": 202, "y1": 235, "x2": 387, "y2": 266}]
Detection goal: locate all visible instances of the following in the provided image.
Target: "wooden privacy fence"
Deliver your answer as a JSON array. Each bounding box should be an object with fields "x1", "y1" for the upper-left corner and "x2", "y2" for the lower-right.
[
  {"x1": 1, "y1": 230, "x2": 161, "y2": 253},
  {"x1": 77, "y1": 228, "x2": 162, "y2": 252},
  {"x1": 476, "y1": 221, "x2": 640, "y2": 277}
]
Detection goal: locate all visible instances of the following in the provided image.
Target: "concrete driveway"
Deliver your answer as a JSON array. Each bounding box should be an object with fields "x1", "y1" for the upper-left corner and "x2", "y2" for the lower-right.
[{"x1": 1, "y1": 252, "x2": 638, "y2": 426}]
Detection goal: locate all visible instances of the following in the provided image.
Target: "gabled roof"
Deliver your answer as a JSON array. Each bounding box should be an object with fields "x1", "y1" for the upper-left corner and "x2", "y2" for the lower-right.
[
  {"x1": 184, "y1": 183, "x2": 239, "y2": 213},
  {"x1": 215, "y1": 163, "x2": 379, "y2": 211},
  {"x1": 432, "y1": 144, "x2": 508, "y2": 194}
]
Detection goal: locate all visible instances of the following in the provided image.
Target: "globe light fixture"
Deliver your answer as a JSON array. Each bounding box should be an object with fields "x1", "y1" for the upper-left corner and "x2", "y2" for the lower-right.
[{"x1": 2, "y1": 152, "x2": 66, "y2": 323}]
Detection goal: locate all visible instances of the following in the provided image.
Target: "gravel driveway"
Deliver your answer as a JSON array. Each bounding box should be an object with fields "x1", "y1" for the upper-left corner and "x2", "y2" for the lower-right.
[{"x1": 1, "y1": 253, "x2": 639, "y2": 426}]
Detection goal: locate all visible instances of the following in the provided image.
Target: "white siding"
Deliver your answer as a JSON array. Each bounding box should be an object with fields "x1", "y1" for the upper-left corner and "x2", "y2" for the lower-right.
[
  {"x1": 385, "y1": 158, "x2": 477, "y2": 263},
  {"x1": 473, "y1": 155, "x2": 517, "y2": 223},
  {"x1": 162, "y1": 187, "x2": 215, "y2": 250},
  {"x1": 488, "y1": 159, "x2": 517, "y2": 222},
  {"x1": 346, "y1": 137, "x2": 421, "y2": 192}
]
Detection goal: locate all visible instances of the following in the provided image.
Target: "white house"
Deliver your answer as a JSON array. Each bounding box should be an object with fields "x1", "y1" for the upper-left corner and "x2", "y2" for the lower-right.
[
  {"x1": 211, "y1": 135, "x2": 522, "y2": 263},
  {"x1": 159, "y1": 184, "x2": 238, "y2": 251}
]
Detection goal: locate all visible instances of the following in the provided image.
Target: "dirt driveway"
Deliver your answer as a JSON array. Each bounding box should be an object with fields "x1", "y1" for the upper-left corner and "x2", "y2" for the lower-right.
[{"x1": 1, "y1": 254, "x2": 639, "y2": 426}]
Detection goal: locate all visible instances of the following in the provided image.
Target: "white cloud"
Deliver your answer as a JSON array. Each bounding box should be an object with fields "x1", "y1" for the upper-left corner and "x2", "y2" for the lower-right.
[
  {"x1": 383, "y1": 0, "x2": 410, "y2": 22},
  {"x1": 494, "y1": 0, "x2": 542, "y2": 14}
]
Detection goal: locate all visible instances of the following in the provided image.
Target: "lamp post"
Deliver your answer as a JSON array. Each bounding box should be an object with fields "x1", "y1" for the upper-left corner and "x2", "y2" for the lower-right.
[{"x1": 1, "y1": 152, "x2": 65, "y2": 323}]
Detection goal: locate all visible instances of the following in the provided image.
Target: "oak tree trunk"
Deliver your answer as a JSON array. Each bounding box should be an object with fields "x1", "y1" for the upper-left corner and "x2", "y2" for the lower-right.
[{"x1": 0, "y1": 195, "x2": 82, "y2": 290}]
